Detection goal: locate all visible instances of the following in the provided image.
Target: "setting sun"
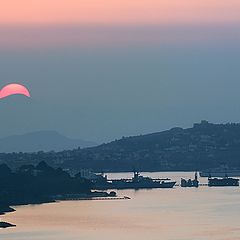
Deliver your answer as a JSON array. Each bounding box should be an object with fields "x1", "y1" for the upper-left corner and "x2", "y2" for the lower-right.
[{"x1": 0, "y1": 83, "x2": 30, "y2": 99}]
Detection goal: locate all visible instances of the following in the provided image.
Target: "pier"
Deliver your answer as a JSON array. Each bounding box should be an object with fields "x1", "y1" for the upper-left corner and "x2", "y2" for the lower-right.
[{"x1": 55, "y1": 196, "x2": 131, "y2": 201}]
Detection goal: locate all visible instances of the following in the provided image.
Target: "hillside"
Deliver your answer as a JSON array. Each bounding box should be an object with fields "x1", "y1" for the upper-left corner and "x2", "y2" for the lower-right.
[
  {"x1": 1, "y1": 121, "x2": 240, "y2": 171},
  {"x1": 0, "y1": 131, "x2": 96, "y2": 153}
]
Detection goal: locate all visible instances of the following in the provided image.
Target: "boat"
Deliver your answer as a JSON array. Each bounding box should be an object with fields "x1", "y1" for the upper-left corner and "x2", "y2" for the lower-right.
[
  {"x1": 208, "y1": 176, "x2": 239, "y2": 187},
  {"x1": 78, "y1": 169, "x2": 176, "y2": 189},
  {"x1": 181, "y1": 172, "x2": 199, "y2": 187},
  {"x1": 94, "y1": 171, "x2": 176, "y2": 189},
  {"x1": 200, "y1": 165, "x2": 240, "y2": 177}
]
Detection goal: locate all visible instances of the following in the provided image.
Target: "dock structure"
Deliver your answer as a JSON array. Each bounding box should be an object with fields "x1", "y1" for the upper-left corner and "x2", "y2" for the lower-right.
[
  {"x1": 55, "y1": 196, "x2": 131, "y2": 201},
  {"x1": 181, "y1": 172, "x2": 199, "y2": 188}
]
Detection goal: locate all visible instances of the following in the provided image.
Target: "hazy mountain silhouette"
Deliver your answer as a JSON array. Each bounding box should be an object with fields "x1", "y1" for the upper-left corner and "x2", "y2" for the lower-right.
[{"x1": 0, "y1": 131, "x2": 97, "y2": 153}]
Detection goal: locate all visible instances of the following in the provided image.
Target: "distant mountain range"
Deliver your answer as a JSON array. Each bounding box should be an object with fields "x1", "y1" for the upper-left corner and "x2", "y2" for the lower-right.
[
  {"x1": 0, "y1": 131, "x2": 97, "y2": 153},
  {"x1": 1, "y1": 121, "x2": 240, "y2": 171}
]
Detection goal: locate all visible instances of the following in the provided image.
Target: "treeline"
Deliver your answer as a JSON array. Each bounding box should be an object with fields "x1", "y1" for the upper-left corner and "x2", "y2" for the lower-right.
[{"x1": 0, "y1": 161, "x2": 91, "y2": 207}]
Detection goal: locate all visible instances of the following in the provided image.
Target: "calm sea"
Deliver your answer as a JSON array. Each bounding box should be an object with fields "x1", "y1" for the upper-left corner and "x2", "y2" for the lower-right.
[{"x1": 1, "y1": 172, "x2": 240, "y2": 240}]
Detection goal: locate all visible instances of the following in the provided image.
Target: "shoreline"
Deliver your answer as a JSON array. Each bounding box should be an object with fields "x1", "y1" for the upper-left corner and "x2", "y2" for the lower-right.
[
  {"x1": 0, "y1": 206, "x2": 17, "y2": 229},
  {"x1": 0, "y1": 206, "x2": 16, "y2": 216},
  {"x1": 0, "y1": 190, "x2": 120, "y2": 228}
]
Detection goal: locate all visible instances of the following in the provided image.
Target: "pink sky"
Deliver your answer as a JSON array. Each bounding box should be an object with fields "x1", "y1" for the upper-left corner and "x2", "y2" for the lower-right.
[
  {"x1": 1, "y1": 1, "x2": 240, "y2": 49},
  {"x1": 1, "y1": 0, "x2": 240, "y2": 26}
]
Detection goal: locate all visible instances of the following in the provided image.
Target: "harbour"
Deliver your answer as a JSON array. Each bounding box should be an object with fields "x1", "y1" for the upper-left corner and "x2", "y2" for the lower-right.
[
  {"x1": 1, "y1": 171, "x2": 240, "y2": 240},
  {"x1": 84, "y1": 170, "x2": 240, "y2": 189}
]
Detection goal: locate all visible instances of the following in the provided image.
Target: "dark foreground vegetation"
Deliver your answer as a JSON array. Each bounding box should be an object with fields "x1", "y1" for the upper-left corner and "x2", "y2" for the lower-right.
[{"x1": 0, "y1": 161, "x2": 91, "y2": 215}]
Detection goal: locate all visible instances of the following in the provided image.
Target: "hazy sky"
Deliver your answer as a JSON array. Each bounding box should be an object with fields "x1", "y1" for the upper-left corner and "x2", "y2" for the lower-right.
[{"x1": 0, "y1": 1, "x2": 240, "y2": 143}]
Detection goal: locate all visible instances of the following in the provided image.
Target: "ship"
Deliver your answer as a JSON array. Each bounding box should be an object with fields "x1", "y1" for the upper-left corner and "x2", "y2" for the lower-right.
[
  {"x1": 200, "y1": 165, "x2": 240, "y2": 177},
  {"x1": 93, "y1": 171, "x2": 176, "y2": 190},
  {"x1": 208, "y1": 176, "x2": 239, "y2": 187},
  {"x1": 181, "y1": 172, "x2": 199, "y2": 187}
]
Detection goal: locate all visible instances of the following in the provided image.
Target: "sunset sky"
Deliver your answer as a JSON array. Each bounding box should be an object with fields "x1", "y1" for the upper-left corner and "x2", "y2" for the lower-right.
[
  {"x1": 1, "y1": 1, "x2": 240, "y2": 25},
  {"x1": 0, "y1": 0, "x2": 240, "y2": 25},
  {"x1": 0, "y1": 1, "x2": 240, "y2": 142},
  {"x1": 1, "y1": 1, "x2": 240, "y2": 49}
]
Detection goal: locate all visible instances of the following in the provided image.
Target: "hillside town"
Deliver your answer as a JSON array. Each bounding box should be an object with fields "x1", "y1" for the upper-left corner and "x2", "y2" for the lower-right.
[{"x1": 1, "y1": 121, "x2": 240, "y2": 172}]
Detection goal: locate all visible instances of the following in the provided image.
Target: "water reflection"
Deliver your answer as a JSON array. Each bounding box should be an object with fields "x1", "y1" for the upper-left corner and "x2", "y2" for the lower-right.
[{"x1": 1, "y1": 172, "x2": 240, "y2": 240}]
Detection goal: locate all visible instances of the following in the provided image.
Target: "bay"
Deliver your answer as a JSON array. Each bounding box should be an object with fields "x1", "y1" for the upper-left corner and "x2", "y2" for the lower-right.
[{"x1": 1, "y1": 172, "x2": 240, "y2": 240}]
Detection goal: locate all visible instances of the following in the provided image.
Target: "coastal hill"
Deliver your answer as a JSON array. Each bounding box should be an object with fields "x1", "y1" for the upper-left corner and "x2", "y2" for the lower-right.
[
  {"x1": 61, "y1": 120, "x2": 240, "y2": 171},
  {"x1": 1, "y1": 121, "x2": 240, "y2": 171},
  {"x1": 0, "y1": 131, "x2": 97, "y2": 153}
]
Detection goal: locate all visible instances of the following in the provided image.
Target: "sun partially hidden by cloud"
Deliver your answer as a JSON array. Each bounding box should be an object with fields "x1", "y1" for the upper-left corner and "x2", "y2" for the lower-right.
[{"x1": 0, "y1": 83, "x2": 31, "y2": 99}]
